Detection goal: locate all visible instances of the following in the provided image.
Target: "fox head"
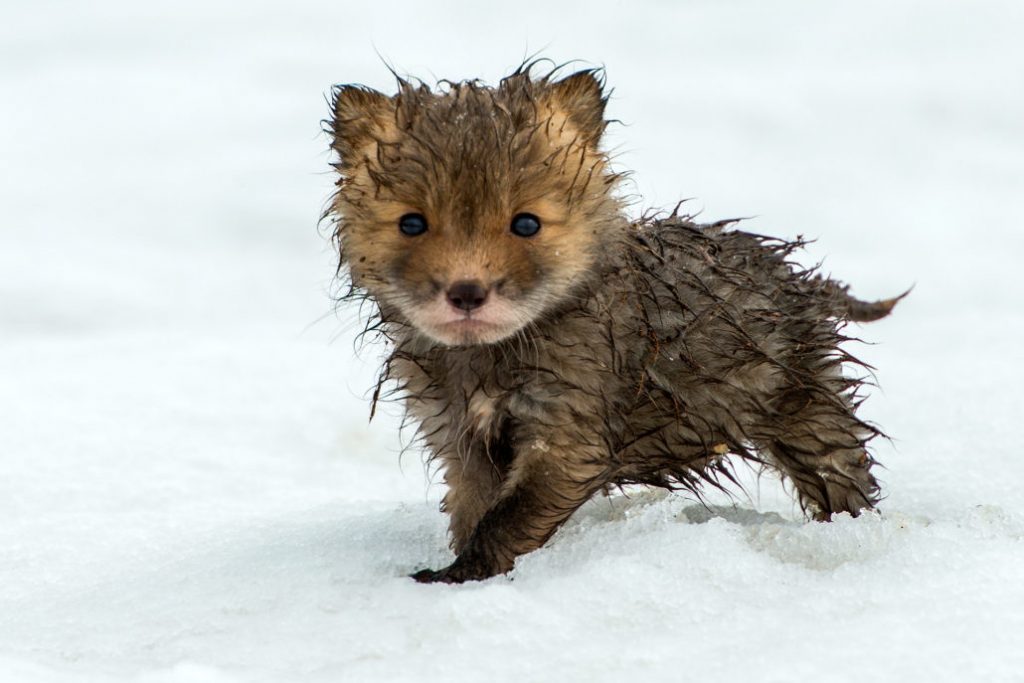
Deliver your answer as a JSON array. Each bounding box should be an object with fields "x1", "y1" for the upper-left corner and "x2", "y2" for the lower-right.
[{"x1": 328, "y1": 66, "x2": 624, "y2": 346}]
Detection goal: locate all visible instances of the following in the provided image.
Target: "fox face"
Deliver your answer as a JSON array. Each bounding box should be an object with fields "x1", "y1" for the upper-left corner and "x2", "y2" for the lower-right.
[{"x1": 328, "y1": 69, "x2": 623, "y2": 346}]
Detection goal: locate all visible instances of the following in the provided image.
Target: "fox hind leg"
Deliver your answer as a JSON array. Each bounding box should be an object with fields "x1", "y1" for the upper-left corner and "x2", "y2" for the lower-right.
[{"x1": 759, "y1": 387, "x2": 881, "y2": 520}]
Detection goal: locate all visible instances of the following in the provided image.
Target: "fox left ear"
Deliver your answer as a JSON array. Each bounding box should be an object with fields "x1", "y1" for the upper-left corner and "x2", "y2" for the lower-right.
[{"x1": 546, "y1": 69, "x2": 608, "y2": 145}]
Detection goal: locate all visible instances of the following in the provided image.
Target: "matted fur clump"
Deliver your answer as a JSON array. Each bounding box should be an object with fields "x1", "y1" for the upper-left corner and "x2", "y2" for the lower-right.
[{"x1": 325, "y1": 64, "x2": 902, "y2": 583}]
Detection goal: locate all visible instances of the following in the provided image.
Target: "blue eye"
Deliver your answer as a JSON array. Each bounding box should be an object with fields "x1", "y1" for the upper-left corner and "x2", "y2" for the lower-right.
[
  {"x1": 510, "y1": 213, "x2": 541, "y2": 237},
  {"x1": 399, "y1": 213, "x2": 428, "y2": 236}
]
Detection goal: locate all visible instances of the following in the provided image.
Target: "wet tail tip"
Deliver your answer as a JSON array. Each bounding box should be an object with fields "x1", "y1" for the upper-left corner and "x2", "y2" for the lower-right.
[{"x1": 849, "y1": 286, "x2": 912, "y2": 322}]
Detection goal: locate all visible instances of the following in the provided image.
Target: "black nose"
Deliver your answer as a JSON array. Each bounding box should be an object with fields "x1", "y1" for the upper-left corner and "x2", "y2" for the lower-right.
[{"x1": 446, "y1": 281, "x2": 488, "y2": 311}]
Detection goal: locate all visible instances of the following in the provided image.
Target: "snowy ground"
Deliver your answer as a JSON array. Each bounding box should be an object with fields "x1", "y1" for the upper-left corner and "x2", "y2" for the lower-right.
[{"x1": 2, "y1": 1, "x2": 1023, "y2": 681}]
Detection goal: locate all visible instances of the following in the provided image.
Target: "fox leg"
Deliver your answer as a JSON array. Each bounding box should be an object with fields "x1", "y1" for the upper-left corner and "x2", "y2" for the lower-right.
[
  {"x1": 415, "y1": 436, "x2": 610, "y2": 584},
  {"x1": 760, "y1": 387, "x2": 880, "y2": 520},
  {"x1": 440, "y1": 441, "x2": 510, "y2": 554}
]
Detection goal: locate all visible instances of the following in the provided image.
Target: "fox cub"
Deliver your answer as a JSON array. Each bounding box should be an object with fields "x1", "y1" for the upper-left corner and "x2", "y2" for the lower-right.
[{"x1": 326, "y1": 65, "x2": 901, "y2": 583}]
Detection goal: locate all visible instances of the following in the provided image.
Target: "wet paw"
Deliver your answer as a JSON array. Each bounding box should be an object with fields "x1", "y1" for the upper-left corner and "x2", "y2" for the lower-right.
[
  {"x1": 410, "y1": 556, "x2": 502, "y2": 584},
  {"x1": 410, "y1": 566, "x2": 459, "y2": 584}
]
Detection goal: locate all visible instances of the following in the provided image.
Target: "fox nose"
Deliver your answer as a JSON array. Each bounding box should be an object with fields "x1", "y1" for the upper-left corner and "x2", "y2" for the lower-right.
[{"x1": 446, "y1": 280, "x2": 488, "y2": 311}]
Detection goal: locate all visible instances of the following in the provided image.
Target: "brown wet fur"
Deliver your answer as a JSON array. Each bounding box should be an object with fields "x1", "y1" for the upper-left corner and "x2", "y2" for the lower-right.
[{"x1": 325, "y1": 63, "x2": 902, "y2": 584}]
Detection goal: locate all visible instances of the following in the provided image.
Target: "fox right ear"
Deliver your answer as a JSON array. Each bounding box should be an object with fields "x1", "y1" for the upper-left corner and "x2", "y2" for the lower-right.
[
  {"x1": 546, "y1": 69, "x2": 608, "y2": 146},
  {"x1": 329, "y1": 85, "x2": 396, "y2": 162}
]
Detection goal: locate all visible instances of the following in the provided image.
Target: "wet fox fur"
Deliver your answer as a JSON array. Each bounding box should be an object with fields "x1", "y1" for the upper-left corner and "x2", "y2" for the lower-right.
[{"x1": 325, "y1": 64, "x2": 902, "y2": 583}]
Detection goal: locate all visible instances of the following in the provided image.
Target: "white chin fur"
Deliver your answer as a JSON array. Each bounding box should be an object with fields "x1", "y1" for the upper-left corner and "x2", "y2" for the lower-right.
[{"x1": 405, "y1": 295, "x2": 529, "y2": 346}]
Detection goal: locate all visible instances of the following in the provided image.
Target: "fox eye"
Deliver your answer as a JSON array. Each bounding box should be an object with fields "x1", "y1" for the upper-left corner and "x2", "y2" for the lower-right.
[
  {"x1": 399, "y1": 213, "x2": 428, "y2": 236},
  {"x1": 510, "y1": 213, "x2": 541, "y2": 237}
]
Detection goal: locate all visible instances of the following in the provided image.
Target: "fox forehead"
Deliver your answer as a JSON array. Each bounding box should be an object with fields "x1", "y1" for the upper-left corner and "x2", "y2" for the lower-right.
[
  {"x1": 330, "y1": 69, "x2": 611, "y2": 219},
  {"x1": 373, "y1": 94, "x2": 591, "y2": 217}
]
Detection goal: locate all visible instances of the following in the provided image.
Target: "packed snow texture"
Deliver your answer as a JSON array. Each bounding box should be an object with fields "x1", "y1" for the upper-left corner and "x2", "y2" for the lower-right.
[{"x1": 2, "y1": 1, "x2": 1023, "y2": 681}]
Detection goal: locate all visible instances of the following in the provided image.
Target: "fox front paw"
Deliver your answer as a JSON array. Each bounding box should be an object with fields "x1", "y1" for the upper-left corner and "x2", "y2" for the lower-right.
[
  {"x1": 410, "y1": 566, "x2": 459, "y2": 584},
  {"x1": 410, "y1": 555, "x2": 506, "y2": 584}
]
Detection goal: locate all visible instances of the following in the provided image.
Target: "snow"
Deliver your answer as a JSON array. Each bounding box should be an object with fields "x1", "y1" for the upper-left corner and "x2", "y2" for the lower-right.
[{"x1": 2, "y1": 1, "x2": 1023, "y2": 681}]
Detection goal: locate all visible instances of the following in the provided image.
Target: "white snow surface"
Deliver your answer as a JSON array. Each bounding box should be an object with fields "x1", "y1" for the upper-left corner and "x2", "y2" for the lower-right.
[{"x1": 2, "y1": 1, "x2": 1023, "y2": 681}]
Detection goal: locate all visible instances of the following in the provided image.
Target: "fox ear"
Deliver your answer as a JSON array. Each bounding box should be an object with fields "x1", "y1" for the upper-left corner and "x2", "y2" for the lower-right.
[
  {"x1": 546, "y1": 69, "x2": 608, "y2": 145},
  {"x1": 329, "y1": 85, "x2": 396, "y2": 162}
]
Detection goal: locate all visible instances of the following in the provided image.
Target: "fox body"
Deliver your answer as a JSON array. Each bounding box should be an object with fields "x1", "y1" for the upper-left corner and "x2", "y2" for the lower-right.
[{"x1": 327, "y1": 66, "x2": 900, "y2": 583}]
